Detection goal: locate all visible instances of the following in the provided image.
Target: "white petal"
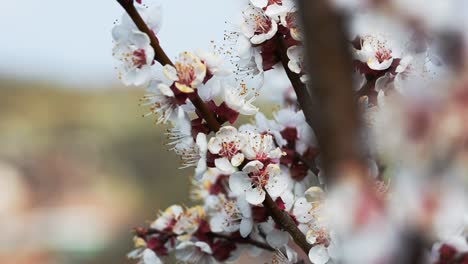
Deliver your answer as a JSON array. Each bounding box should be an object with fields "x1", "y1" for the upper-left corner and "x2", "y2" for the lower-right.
[
  {"x1": 195, "y1": 159, "x2": 207, "y2": 180},
  {"x1": 237, "y1": 197, "x2": 252, "y2": 217},
  {"x1": 144, "y1": 5, "x2": 162, "y2": 33},
  {"x1": 208, "y1": 137, "x2": 222, "y2": 154},
  {"x1": 133, "y1": 66, "x2": 152, "y2": 86},
  {"x1": 266, "y1": 229, "x2": 289, "y2": 248},
  {"x1": 396, "y1": 55, "x2": 413, "y2": 73},
  {"x1": 293, "y1": 197, "x2": 313, "y2": 223},
  {"x1": 237, "y1": 35, "x2": 253, "y2": 60},
  {"x1": 241, "y1": 21, "x2": 255, "y2": 39},
  {"x1": 130, "y1": 31, "x2": 151, "y2": 48},
  {"x1": 308, "y1": 245, "x2": 330, "y2": 264},
  {"x1": 246, "y1": 187, "x2": 265, "y2": 205},
  {"x1": 368, "y1": 57, "x2": 394, "y2": 71},
  {"x1": 209, "y1": 214, "x2": 225, "y2": 233},
  {"x1": 196, "y1": 133, "x2": 208, "y2": 153},
  {"x1": 112, "y1": 24, "x2": 130, "y2": 42},
  {"x1": 163, "y1": 65, "x2": 178, "y2": 81},
  {"x1": 195, "y1": 241, "x2": 213, "y2": 254},
  {"x1": 304, "y1": 186, "x2": 325, "y2": 202},
  {"x1": 240, "y1": 218, "x2": 253, "y2": 238},
  {"x1": 231, "y1": 153, "x2": 245, "y2": 167},
  {"x1": 218, "y1": 125, "x2": 237, "y2": 135},
  {"x1": 243, "y1": 160, "x2": 264, "y2": 173},
  {"x1": 239, "y1": 102, "x2": 259, "y2": 115},
  {"x1": 280, "y1": 190, "x2": 295, "y2": 211},
  {"x1": 268, "y1": 147, "x2": 284, "y2": 159},
  {"x1": 229, "y1": 172, "x2": 251, "y2": 196},
  {"x1": 157, "y1": 84, "x2": 174, "y2": 97},
  {"x1": 251, "y1": 21, "x2": 278, "y2": 45},
  {"x1": 127, "y1": 248, "x2": 143, "y2": 259},
  {"x1": 250, "y1": 0, "x2": 268, "y2": 8},
  {"x1": 142, "y1": 249, "x2": 162, "y2": 264},
  {"x1": 265, "y1": 4, "x2": 286, "y2": 17},
  {"x1": 265, "y1": 166, "x2": 288, "y2": 197},
  {"x1": 306, "y1": 230, "x2": 317, "y2": 244},
  {"x1": 215, "y1": 157, "x2": 237, "y2": 174}
]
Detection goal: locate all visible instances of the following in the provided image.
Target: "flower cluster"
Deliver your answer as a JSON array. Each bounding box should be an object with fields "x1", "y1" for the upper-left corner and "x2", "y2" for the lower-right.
[
  {"x1": 112, "y1": 0, "x2": 468, "y2": 263},
  {"x1": 234, "y1": 0, "x2": 304, "y2": 80}
]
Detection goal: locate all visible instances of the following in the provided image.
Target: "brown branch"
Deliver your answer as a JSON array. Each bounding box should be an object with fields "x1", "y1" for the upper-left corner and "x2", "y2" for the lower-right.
[
  {"x1": 116, "y1": 0, "x2": 173, "y2": 66},
  {"x1": 276, "y1": 35, "x2": 319, "y2": 131},
  {"x1": 189, "y1": 93, "x2": 221, "y2": 132},
  {"x1": 210, "y1": 233, "x2": 275, "y2": 252},
  {"x1": 296, "y1": 0, "x2": 367, "y2": 183},
  {"x1": 116, "y1": 0, "x2": 312, "y2": 255},
  {"x1": 263, "y1": 191, "x2": 312, "y2": 253},
  {"x1": 142, "y1": 228, "x2": 274, "y2": 252},
  {"x1": 291, "y1": 2, "x2": 435, "y2": 263},
  {"x1": 116, "y1": 0, "x2": 220, "y2": 132}
]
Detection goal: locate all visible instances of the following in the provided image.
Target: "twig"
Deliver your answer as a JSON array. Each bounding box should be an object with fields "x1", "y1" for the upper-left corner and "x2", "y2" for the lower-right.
[
  {"x1": 276, "y1": 35, "x2": 319, "y2": 131},
  {"x1": 141, "y1": 228, "x2": 274, "y2": 251},
  {"x1": 116, "y1": 0, "x2": 172, "y2": 66},
  {"x1": 116, "y1": 0, "x2": 312, "y2": 255},
  {"x1": 210, "y1": 233, "x2": 275, "y2": 252},
  {"x1": 189, "y1": 93, "x2": 221, "y2": 132},
  {"x1": 263, "y1": 191, "x2": 312, "y2": 253},
  {"x1": 116, "y1": 0, "x2": 220, "y2": 132}
]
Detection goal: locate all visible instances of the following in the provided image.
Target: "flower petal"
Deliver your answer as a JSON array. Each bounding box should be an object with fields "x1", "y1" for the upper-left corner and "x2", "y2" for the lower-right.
[
  {"x1": 229, "y1": 172, "x2": 251, "y2": 196},
  {"x1": 142, "y1": 249, "x2": 162, "y2": 264},
  {"x1": 163, "y1": 65, "x2": 178, "y2": 81},
  {"x1": 231, "y1": 153, "x2": 245, "y2": 167},
  {"x1": 246, "y1": 187, "x2": 265, "y2": 205},
  {"x1": 266, "y1": 229, "x2": 289, "y2": 248},
  {"x1": 215, "y1": 157, "x2": 237, "y2": 174},
  {"x1": 308, "y1": 245, "x2": 330, "y2": 264},
  {"x1": 208, "y1": 137, "x2": 222, "y2": 154},
  {"x1": 240, "y1": 218, "x2": 253, "y2": 238}
]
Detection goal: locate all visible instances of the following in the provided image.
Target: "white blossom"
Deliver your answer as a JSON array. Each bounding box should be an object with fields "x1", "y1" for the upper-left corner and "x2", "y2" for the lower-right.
[{"x1": 229, "y1": 161, "x2": 288, "y2": 205}]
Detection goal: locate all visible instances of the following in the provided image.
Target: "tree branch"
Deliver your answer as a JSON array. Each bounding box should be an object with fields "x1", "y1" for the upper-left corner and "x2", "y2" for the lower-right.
[
  {"x1": 189, "y1": 93, "x2": 221, "y2": 132},
  {"x1": 116, "y1": 0, "x2": 312, "y2": 255},
  {"x1": 296, "y1": 0, "x2": 367, "y2": 183},
  {"x1": 263, "y1": 191, "x2": 312, "y2": 253},
  {"x1": 141, "y1": 228, "x2": 274, "y2": 252},
  {"x1": 210, "y1": 233, "x2": 275, "y2": 252},
  {"x1": 276, "y1": 35, "x2": 319, "y2": 131},
  {"x1": 116, "y1": 0, "x2": 173, "y2": 66},
  {"x1": 116, "y1": 0, "x2": 220, "y2": 132}
]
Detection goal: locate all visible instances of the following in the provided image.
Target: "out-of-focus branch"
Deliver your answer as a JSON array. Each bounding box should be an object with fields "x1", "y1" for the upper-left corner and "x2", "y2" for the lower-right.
[
  {"x1": 116, "y1": 0, "x2": 220, "y2": 132},
  {"x1": 294, "y1": 2, "x2": 431, "y2": 263},
  {"x1": 296, "y1": 0, "x2": 366, "y2": 183}
]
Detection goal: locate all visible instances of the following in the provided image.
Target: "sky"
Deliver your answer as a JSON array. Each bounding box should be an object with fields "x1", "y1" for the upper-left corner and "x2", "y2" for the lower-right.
[{"x1": 0, "y1": 0, "x2": 243, "y2": 86}]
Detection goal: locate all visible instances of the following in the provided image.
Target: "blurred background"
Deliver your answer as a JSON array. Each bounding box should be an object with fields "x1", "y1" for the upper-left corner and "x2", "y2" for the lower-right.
[{"x1": 0, "y1": 0, "x2": 252, "y2": 263}]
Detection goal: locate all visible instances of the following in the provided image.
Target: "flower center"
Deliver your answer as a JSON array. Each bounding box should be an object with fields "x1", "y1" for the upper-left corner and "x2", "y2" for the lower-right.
[
  {"x1": 375, "y1": 48, "x2": 392, "y2": 63},
  {"x1": 223, "y1": 201, "x2": 242, "y2": 225},
  {"x1": 254, "y1": 15, "x2": 273, "y2": 34},
  {"x1": 219, "y1": 141, "x2": 239, "y2": 159},
  {"x1": 251, "y1": 169, "x2": 270, "y2": 188},
  {"x1": 268, "y1": 0, "x2": 282, "y2": 5},
  {"x1": 175, "y1": 62, "x2": 196, "y2": 85},
  {"x1": 132, "y1": 49, "x2": 147, "y2": 69},
  {"x1": 314, "y1": 228, "x2": 330, "y2": 247}
]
